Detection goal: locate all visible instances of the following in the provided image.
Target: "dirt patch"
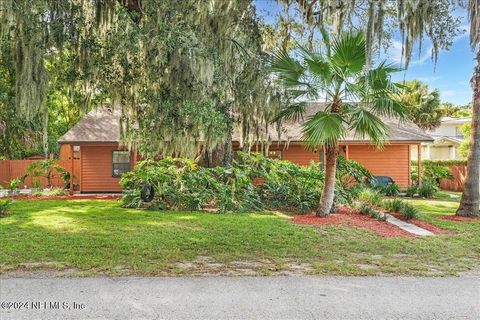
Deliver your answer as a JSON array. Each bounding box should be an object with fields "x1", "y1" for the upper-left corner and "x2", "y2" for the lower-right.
[
  {"x1": 441, "y1": 215, "x2": 480, "y2": 222},
  {"x1": 293, "y1": 207, "x2": 413, "y2": 238},
  {"x1": 389, "y1": 212, "x2": 454, "y2": 235},
  {"x1": 7, "y1": 195, "x2": 121, "y2": 201}
]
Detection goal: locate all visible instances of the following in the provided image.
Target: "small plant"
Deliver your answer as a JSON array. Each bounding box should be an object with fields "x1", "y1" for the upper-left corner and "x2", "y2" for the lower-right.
[
  {"x1": 33, "y1": 187, "x2": 68, "y2": 197},
  {"x1": 399, "y1": 203, "x2": 418, "y2": 220},
  {"x1": 9, "y1": 178, "x2": 21, "y2": 190},
  {"x1": 358, "y1": 189, "x2": 382, "y2": 206},
  {"x1": 418, "y1": 180, "x2": 438, "y2": 198},
  {"x1": 383, "y1": 199, "x2": 404, "y2": 212},
  {"x1": 0, "y1": 199, "x2": 12, "y2": 216},
  {"x1": 381, "y1": 183, "x2": 401, "y2": 197},
  {"x1": 359, "y1": 202, "x2": 387, "y2": 221},
  {"x1": 359, "y1": 202, "x2": 373, "y2": 216},
  {"x1": 405, "y1": 184, "x2": 417, "y2": 197}
]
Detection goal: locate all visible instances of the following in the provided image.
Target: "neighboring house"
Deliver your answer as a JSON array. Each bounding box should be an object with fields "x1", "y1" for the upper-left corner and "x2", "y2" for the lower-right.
[
  {"x1": 411, "y1": 117, "x2": 471, "y2": 161},
  {"x1": 59, "y1": 106, "x2": 433, "y2": 193}
]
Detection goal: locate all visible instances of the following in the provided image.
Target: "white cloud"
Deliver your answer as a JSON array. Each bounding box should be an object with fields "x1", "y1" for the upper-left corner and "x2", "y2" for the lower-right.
[{"x1": 386, "y1": 40, "x2": 433, "y2": 66}]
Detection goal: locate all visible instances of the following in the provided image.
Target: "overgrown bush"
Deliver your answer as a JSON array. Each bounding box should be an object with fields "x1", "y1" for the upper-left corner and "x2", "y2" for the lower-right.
[
  {"x1": 418, "y1": 180, "x2": 438, "y2": 198},
  {"x1": 121, "y1": 152, "x2": 372, "y2": 213},
  {"x1": 411, "y1": 161, "x2": 453, "y2": 187}
]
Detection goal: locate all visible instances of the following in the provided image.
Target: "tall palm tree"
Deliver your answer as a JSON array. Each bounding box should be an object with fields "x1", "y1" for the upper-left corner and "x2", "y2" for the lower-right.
[
  {"x1": 269, "y1": 31, "x2": 406, "y2": 217},
  {"x1": 457, "y1": 0, "x2": 480, "y2": 217}
]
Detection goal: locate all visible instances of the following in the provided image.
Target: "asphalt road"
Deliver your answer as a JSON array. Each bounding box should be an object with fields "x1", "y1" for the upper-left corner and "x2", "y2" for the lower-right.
[{"x1": 1, "y1": 276, "x2": 479, "y2": 320}]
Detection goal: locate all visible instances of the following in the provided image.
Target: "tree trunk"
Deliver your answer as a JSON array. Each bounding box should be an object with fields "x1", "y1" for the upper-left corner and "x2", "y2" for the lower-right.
[
  {"x1": 316, "y1": 146, "x2": 338, "y2": 217},
  {"x1": 457, "y1": 50, "x2": 480, "y2": 217}
]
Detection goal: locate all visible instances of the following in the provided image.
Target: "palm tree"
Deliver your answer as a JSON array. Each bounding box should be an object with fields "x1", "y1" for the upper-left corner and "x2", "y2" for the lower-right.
[
  {"x1": 456, "y1": 0, "x2": 480, "y2": 217},
  {"x1": 269, "y1": 31, "x2": 406, "y2": 217}
]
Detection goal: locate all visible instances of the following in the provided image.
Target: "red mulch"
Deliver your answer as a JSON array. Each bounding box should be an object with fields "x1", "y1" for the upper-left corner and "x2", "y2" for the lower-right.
[
  {"x1": 7, "y1": 195, "x2": 121, "y2": 201},
  {"x1": 293, "y1": 207, "x2": 413, "y2": 238},
  {"x1": 387, "y1": 212, "x2": 453, "y2": 235},
  {"x1": 441, "y1": 215, "x2": 480, "y2": 222}
]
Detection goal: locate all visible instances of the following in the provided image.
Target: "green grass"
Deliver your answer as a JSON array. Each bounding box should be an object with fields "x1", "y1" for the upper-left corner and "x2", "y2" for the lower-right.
[{"x1": 0, "y1": 197, "x2": 479, "y2": 276}]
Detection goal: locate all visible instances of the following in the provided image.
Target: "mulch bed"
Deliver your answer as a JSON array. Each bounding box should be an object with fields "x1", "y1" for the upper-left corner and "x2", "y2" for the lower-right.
[
  {"x1": 6, "y1": 195, "x2": 121, "y2": 201},
  {"x1": 292, "y1": 207, "x2": 413, "y2": 238},
  {"x1": 389, "y1": 212, "x2": 454, "y2": 235},
  {"x1": 441, "y1": 215, "x2": 480, "y2": 222}
]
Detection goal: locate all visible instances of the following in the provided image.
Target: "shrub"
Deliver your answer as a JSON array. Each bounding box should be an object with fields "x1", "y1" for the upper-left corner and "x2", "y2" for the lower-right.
[
  {"x1": 405, "y1": 184, "x2": 417, "y2": 197},
  {"x1": 383, "y1": 199, "x2": 404, "y2": 212},
  {"x1": 418, "y1": 180, "x2": 438, "y2": 198},
  {"x1": 378, "y1": 182, "x2": 401, "y2": 197},
  {"x1": 358, "y1": 189, "x2": 382, "y2": 206},
  {"x1": 399, "y1": 203, "x2": 418, "y2": 220},
  {"x1": 9, "y1": 178, "x2": 21, "y2": 190},
  {"x1": 121, "y1": 152, "x2": 371, "y2": 213},
  {"x1": 411, "y1": 161, "x2": 453, "y2": 187},
  {"x1": 359, "y1": 202, "x2": 386, "y2": 221},
  {"x1": 0, "y1": 199, "x2": 12, "y2": 216}
]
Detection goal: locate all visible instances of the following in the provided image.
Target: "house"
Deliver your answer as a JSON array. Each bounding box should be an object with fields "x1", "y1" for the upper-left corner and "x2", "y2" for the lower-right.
[
  {"x1": 411, "y1": 117, "x2": 471, "y2": 160},
  {"x1": 59, "y1": 106, "x2": 433, "y2": 193}
]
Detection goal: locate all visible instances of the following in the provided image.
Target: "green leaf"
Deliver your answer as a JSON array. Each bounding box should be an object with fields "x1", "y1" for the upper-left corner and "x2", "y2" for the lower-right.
[
  {"x1": 302, "y1": 111, "x2": 346, "y2": 148},
  {"x1": 348, "y1": 108, "x2": 389, "y2": 146},
  {"x1": 330, "y1": 32, "x2": 366, "y2": 76},
  {"x1": 268, "y1": 49, "x2": 306, "y2": 88}
]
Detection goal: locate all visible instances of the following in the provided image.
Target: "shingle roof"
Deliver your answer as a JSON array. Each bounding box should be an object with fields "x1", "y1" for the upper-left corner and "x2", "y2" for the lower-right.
[
  {"x1": 59, "y1": 104, "x2": 433, "y2": 144},
  {"x1": 232, "y1": 103, "x2": 433, "y2": 143},
  {"x1": 58, "y1": 107, "x2": 121, "y2": 144}
]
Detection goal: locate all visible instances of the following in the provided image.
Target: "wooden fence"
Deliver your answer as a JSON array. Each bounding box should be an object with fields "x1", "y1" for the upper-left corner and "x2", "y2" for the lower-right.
[
  {"x1": 0, "y1": 159, "x2": 80, "y2": 189},
  {"x1": 440, "y1": 165, "x2": 467, "y2": 192}
]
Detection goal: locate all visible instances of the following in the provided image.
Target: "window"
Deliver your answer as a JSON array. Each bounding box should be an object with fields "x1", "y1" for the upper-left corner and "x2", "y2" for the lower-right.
[{"x1": 112, "y1": 151, "x2": 131, "y2": 177}]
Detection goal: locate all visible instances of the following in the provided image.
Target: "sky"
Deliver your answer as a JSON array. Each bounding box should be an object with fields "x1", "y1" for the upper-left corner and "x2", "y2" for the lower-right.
[{"x1": 254, "y1": 0, "x2": 476, "y2": 106}]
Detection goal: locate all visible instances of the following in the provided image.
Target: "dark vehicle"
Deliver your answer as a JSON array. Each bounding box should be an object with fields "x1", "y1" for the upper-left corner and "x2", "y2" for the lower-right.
[{"x1": 372, "y1": 176, "x2": 395, "y2": 187}]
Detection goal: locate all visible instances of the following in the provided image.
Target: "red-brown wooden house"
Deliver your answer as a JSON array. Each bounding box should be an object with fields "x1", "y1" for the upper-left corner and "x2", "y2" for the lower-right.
[{"x1": 59, "y1": 106, "x2": 433, "y2": 193}]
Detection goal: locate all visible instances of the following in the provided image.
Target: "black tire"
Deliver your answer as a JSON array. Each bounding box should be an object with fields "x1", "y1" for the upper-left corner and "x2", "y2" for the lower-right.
[{"x1": 140, "y1": 184, "x2": 155, "y2": 202}]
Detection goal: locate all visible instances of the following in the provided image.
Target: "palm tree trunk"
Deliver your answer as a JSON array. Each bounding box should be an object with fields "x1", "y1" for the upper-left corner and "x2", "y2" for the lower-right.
[
  {"x1": 457, "y1": 50, "x2": 480, "y2": 217},
  {"x1": 316, "y1": 145, "x2": 338, "y2": 217}
]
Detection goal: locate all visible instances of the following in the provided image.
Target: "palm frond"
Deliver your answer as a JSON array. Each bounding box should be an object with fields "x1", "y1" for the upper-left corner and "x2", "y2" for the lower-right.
[
  {"x1": 330, "y1": 32, "x2": 366, "y2": 76},
  {"x1": 302, "y1": 111, "x2": 346, "y2": 149},
  {"x1": 268, "y1": 49, "x2": 306, "y2": 88},
  {"x1": 347, "y1": 108, "x2": 389, "y2": 146},
  {"x1": 297, "y1": 45, "x2": 332, "y2": 83},
  {"x1": 272, "y1": 102, "x2": 306, "y2": 122}
]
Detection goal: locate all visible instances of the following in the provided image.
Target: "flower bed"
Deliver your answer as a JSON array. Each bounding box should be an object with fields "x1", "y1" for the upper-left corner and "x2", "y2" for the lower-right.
[{"x1": 292, "y1": 207, "x2": 413, "y2": 238}]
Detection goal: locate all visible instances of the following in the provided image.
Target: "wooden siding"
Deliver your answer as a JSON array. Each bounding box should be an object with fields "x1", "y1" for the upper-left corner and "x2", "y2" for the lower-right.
[
  {"x1": 81, "y1": 145, "x2": 125, "y2": 192},
  {"x1": 282, "y1": 145, "x2": 321, "y2": 165},
  {"x1": 348, "y1": 145, "x2": 410, "y2": 188}
]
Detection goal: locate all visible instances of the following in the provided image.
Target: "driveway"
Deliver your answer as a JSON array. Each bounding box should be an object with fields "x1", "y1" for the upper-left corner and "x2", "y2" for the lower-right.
[{"x1": 1, "y1": 276, "x2": 479, "y2": 320}]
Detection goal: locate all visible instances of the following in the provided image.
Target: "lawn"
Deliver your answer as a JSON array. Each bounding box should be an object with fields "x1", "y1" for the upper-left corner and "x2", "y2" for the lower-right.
[{"x1": 0, "y1": 197, "x2": 479, "y2": 276}]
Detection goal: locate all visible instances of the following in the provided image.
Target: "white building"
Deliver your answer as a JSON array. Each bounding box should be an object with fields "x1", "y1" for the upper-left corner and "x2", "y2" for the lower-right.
[{"x1": 411, "y1": 117, "x2": 471, "y2": 160}]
